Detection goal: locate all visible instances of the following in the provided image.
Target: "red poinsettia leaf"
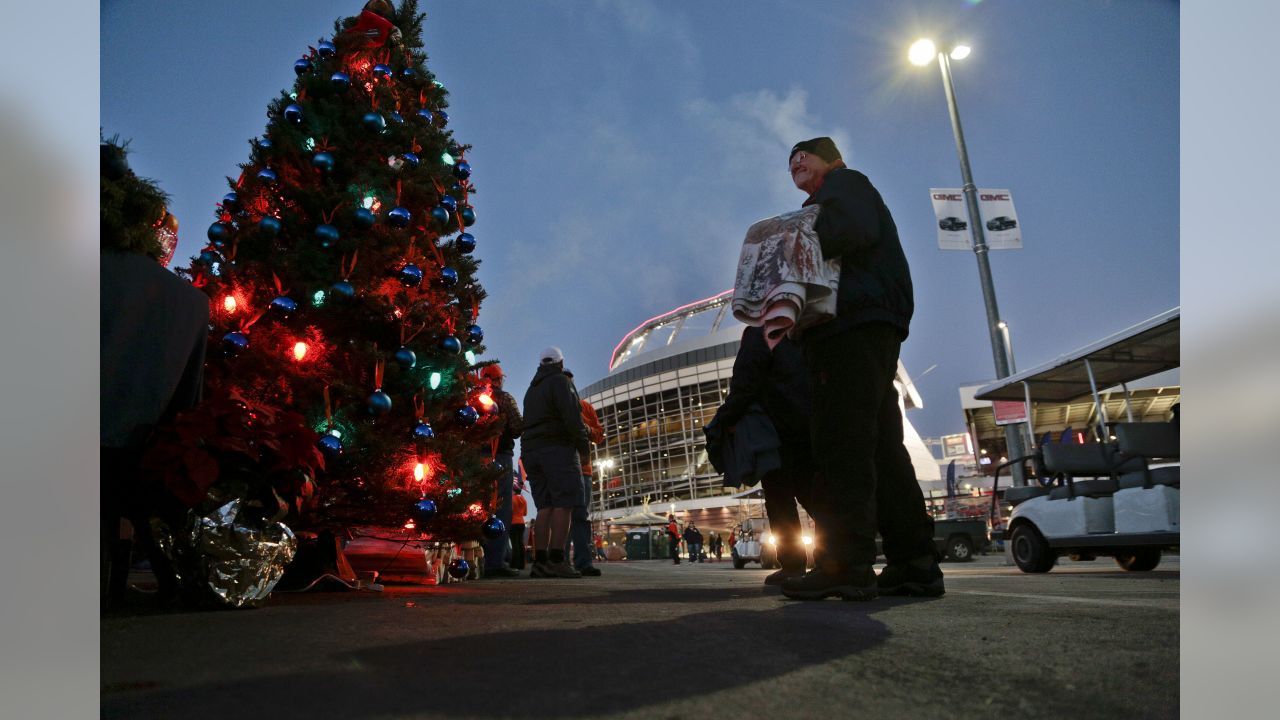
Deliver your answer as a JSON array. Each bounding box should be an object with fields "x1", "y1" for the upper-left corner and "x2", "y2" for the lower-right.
[{"x1": 206, "y1": 435, "x2": 258, "y2": 460}]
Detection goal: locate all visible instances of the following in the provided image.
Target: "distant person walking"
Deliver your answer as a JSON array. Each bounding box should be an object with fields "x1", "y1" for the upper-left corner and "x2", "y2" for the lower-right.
[
  {"x1": 521, "y1": 347, "x2": 591, "y2": 579},
  {"x1": 509, "y1": 481, "x2": 528, "y2": 571},
  {"x1": 780, "y1": 137, "x2": 940, "y2": 601},
  {"x1": 683, "y1": 522, "x2": 704, "y2": 563}
]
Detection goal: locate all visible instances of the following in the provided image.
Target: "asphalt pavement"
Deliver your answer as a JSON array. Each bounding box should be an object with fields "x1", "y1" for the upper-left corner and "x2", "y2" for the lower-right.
[{"x1": 101, "y1": 554, "x2": 1179, "y2": 719}]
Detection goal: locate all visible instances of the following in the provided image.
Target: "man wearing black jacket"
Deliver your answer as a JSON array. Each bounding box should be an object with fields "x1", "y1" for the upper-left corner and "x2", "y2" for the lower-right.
[
  {"x1": 781, "y1": 137, "x2": 941, "y2": 601},
  {"x1": 521, "y1": 347, "x2": 590, "y2": 579},
  {"x1": 713, "y1": 325, "x2": 814, "y2": 585}
]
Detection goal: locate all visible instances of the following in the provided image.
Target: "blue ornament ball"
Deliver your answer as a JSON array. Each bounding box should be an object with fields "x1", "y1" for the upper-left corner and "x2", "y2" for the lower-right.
[
  {"x1": 270, "y1": 296, "x2": 298, "y2": 319},
  {"x1": 198, "y1": 250, "x2": 220, "y2": 265},
  {"x1": 331, "y1": 280, "x2": 355, "y2": 298},
  {"x1": 402, "y1": 67, "x2": 417, "y2": 80},
  {"x1": 439, "y1": 195, "x2": 457, "y2": 211},
  {"x1": 440, "y1": 336, "x2": 462, "y2": 355},
  {"x1": 208, "y1": 222, "x2": 232, "y2": 244},
  {"x1": 465, "y1": 324, "x2": 484, "y2": 346},
  {"x1": 401, "y1": 152, "x2": 420, "y2": 169},
  {"x1": 221, "y1": 331, "x2": 249, "y2": 358},
  {"x1": 362, "y1": 112, "x2": 387, "y2": 133},
  {"x1": 430, "y1": 206, "x2": 450, "y2": 226},
  {"x1": 317, "y1": 40, "x2": 336, "y2": 58},
  {"x1": 312, "y1": 151, "x2": 335, "y2": 172},
  {"x1": 414, "y1": 498, "x2": 438, "y2": 523},
  {"x1": 460, "y1": 207, "x2": 476, "y2": 227},
  {"x1": 315, "y1": 223, "x2": 340, "y2": 248},
  {"x1": 398, "y1": 263, "x2": 424, "y2": 288},
  {"x1": 437, "y1": 110, "x2": 450, "y2": 126},
  {"x1": 294, "y1": 58, "x2": 312, "y2": 76},
  {"x1": 353, "y1": 207, "x2": 376, "y2": 229},
  {"x1": 481, "y1": 515, "x2": 506, "y2": 540},
  {"x1": 447, "y1": 557, "x2": 470, "y2": 579},
  {"x1": 453, "y1": 160, "x2": 471, "y2": 180},
  {"x1": 438, "y1": 267, "x2": 459, "y2": 288},
  {"x1": 257, "y1": 138, "x2": 273, "y2": 150},
  {"x1": 257, "y1": 168, "x2": 278, "y2": 184},
  {"x1": 456, "y1": 233, "x2": 476, "y2": 253},
  {"x1": 316, "y1": 434, "x2": 343, "y2": 460},
  {"x1": 389, "y1": 111, "x2": 405, "y2": 124},
  {"x1": 367, "y1": 389, "x2": 393, "y2": 416},
  {"x1": 412, "y1": 422, "x2": 435, "y2": 440},
  {"x1": 386, "y1": 206, "x2": 412, "y2": 228},
  {"x1": 222, "y1": 192, "x2": 239, "y2": 210},
  {"x1": 283, "y1": 103, "x2": 304, "y2": 125},
  {"x1": 394, "y1": 346, "x2": 417, "y2": 368},
  {"x1": 330, "y1": 71, "x2": 351, "y2": 91},
  {"x1": 417, "y1": 108, "x2": 434, "y2": 124},
  {"x1": 258, "y1": 216, "x2": 282, "y2": 236},
  {"x1": 373, "y1": 63, "x2": 392, "y2": 78},
  {"x1": 455, "y1": 405, "x2": 480, "y2": 427}
]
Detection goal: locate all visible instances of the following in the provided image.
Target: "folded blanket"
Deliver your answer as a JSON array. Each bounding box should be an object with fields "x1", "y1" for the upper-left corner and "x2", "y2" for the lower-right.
[{"x1": 731, "y1": 205, "x2": 839, "y2": 348}]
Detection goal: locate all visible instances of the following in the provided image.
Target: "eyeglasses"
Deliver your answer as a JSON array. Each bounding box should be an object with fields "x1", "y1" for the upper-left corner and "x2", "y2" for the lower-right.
[{"x1": 789, "y1": 152, "x2": 808, "y2": 173}]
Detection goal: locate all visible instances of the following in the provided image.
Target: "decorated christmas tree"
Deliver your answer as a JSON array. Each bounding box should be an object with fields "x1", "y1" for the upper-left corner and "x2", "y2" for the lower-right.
[{"x1": 179, "y1": 0, "x2": 505, "y2": 541}]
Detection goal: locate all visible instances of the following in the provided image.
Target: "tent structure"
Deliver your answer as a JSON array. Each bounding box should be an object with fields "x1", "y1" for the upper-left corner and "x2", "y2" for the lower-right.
[{"x1": 606, "y1": 512, "x2": 671, "y2": 527}]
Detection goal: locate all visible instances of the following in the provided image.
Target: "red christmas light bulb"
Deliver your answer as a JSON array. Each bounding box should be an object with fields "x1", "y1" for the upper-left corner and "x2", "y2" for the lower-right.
[
  {"x1": 293, "y1": 342, "x2": 309, "y2": 361},
  {"x1": 223, "y1": 295, "x2": 237, "y2": 313}
]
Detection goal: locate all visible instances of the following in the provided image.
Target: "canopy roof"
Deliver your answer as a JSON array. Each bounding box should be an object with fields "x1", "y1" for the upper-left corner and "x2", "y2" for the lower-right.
[
  {"x1": 974, "y1": 308, "x2": 1179, "y2": 403},
  {"x1": 606, "y1": 512, "x2": 671, "y2": 526}
]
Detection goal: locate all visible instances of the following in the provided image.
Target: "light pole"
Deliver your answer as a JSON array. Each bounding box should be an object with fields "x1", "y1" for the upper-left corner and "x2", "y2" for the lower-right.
[{"x1": 910, "y1": 38, "x2": 1028, "y2": 483}]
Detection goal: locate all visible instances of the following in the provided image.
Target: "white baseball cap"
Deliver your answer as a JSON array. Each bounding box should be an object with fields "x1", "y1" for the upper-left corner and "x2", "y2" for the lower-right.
[{"x1": 539, "y1": 346, "x2": 564, "y2": 364}]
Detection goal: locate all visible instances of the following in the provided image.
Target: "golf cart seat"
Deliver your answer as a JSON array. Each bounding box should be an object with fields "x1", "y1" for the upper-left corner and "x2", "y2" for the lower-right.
[
  {"x1": 1005, "y1": 485, "x2": 1051, "y2": 506},
  {"x1": 1113, "y1": 421, "x2": 1180, "y2": 489},
  {"x1": 1119, "y1": 467, "x2": 1180, "y2": 489},
  {"x1": 1041, "y1": 442, "x2": 1143, "y2": 477},
  {"x1": 1049, "y1": 478, "x2": 1119, "y2": 500}
]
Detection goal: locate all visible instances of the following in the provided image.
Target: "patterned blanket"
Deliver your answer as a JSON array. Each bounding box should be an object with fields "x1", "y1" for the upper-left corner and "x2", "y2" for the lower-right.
[{"x1": 731, "y1": 205, "x2": 840, "y2": 348}]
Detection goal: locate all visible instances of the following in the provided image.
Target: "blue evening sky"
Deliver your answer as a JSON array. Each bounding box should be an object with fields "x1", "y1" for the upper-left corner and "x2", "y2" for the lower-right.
[{"x1": 101, "y1": 0, "x2": 1178, "y2": 441}]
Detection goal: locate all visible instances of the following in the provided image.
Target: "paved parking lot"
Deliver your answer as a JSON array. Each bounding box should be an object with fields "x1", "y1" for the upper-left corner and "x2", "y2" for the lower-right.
[{"x1": 102, "y1": 554, "x2": 1179, "y2": 719}]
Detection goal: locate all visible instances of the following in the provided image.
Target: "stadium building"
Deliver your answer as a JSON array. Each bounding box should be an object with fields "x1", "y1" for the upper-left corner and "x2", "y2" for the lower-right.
[{"x1": 579, "y1": 290, "x2": 940, "y2": 534}]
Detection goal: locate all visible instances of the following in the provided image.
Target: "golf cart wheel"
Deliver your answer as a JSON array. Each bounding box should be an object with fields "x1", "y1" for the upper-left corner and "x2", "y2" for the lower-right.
[
  {"x1": 1010, "y1": 524, "x2": 1055, "y2": 573},
  {"x1": 945, "y1": 534, "x2": 974, "y2": 562},
  {"x1": 732, "y1": 552, "x2": 746, "y2": 570},
  {"x1": 1115, "y1": 547, "x2": 1161, "y2": 571}
]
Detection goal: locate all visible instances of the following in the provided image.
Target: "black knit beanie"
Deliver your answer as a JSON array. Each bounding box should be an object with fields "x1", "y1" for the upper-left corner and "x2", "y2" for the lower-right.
[{"x1": 789, "y1": 137, "x2": 842, "y2": 163}]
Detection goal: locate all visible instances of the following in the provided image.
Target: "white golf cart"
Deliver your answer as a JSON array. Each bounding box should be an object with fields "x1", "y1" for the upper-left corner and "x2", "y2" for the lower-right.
[{"x1": 975, "y1": 308, "x2": 1179, "y2": 573}]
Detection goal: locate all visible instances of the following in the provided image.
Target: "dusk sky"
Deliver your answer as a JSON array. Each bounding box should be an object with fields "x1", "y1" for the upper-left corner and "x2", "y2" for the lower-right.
[{"x1": 101, "y1": 0, "x2": 1179, "y2": 441}]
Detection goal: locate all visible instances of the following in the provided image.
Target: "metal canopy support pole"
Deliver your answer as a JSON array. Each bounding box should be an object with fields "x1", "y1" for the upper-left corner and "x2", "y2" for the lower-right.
[
  {"x1": 937, "y1": 50, "x2": 1027, "y2": 483},
  {"x1": 1022, "y1": 381, "x2": 1037, "y2": 450},
  {"x1": 1120, "y1": 382, "x2": 1136, "y2": 423},
  {"x1": 1083, "y1": 358, "x2": 1109, "y2": 440}
]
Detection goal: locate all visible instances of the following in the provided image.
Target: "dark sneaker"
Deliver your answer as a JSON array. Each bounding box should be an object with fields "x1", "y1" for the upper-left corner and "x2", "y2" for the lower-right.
[
  {"x1": 877, "y1": 561, "x2": 945, "y2": 597},
  {"x1": 578, "y1": 566, "x2": 602, "y2": 577},
  {"x1": 482, "y1": 566, "x2": 521, "y2": 579},
  {"x1": 544, "y1": 561, "x2": 583, "y2": 578},
  {"x1": 763, "y1": 568, "x2": 806, "y2": 586},
  {"x1": 529, "y1": 562, "x2": 550, "y2": 578},
  {"x1": 781, "y1": 565, "x2": 877, "y2": 601}
]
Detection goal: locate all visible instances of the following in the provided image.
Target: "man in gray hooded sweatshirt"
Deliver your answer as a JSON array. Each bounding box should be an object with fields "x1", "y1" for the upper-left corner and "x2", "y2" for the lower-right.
[{"x1": 520, "y1": 347, "x2": 591, "y2": 578}]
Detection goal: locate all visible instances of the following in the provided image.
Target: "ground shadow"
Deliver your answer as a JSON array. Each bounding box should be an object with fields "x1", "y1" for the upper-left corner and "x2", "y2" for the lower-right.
[{"x1": 103, "y1": 604, "x2": 894, "y2": 718}]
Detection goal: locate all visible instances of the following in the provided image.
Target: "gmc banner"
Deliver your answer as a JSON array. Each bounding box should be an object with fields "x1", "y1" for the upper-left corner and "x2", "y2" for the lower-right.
[{"x1": 929, "y1": 188, "x2": 1023, "y2": 250}]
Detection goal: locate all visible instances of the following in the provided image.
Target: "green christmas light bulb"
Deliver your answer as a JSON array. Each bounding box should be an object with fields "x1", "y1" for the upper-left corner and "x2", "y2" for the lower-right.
[
  {"x1": 313, "y1": 290, "x2": 326, "y2": 306},
  {"x1": 429, "y1": 372, "x2": 442, "y2": 390},
  {"x1": 464, "y1": 350, "x2": 476, "y2": 366}
]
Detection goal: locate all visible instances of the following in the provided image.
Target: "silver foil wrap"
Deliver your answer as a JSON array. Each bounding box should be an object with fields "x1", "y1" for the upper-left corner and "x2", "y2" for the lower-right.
[{"x1": 153, "y1": 496, "x2": 296, "y2": 608}]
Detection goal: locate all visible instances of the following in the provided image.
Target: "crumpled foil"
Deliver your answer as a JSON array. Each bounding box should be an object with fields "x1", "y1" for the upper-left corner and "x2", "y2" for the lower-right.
[{"x1": 153, "y1": 496, "x2": 296, "y2": 608}]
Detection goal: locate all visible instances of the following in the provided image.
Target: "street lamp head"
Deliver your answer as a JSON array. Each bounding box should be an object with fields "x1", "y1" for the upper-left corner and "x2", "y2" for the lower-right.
[
  {"x1": 950, "y1": 45, "x2": 971, "y2": 60},
  {"x1": 908, "y1": 38, "x2": 937, "y2": 66}
]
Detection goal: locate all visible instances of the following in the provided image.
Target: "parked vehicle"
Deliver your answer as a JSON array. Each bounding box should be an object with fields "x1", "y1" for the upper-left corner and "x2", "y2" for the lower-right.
[
  {"x1": 976, "y1": 308, "x2": 1179, "y2": 574},
  {"x1": 933, "y1": 518, "x2": 991, "y2": 561},
  {"x1": 985, "y1": 216, "x2": 1018, "y2": 231}
]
